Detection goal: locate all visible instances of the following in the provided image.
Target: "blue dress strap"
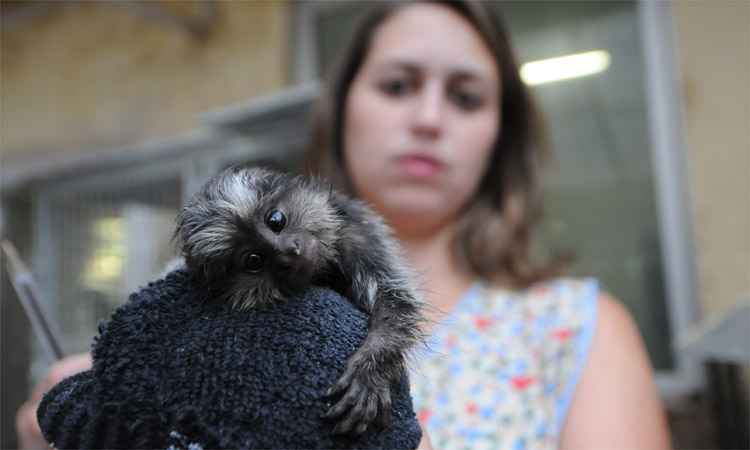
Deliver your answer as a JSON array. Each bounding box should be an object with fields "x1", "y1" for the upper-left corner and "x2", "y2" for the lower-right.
[{"x1": 553, "y1": 279, "x2": 599, "y2": 434}]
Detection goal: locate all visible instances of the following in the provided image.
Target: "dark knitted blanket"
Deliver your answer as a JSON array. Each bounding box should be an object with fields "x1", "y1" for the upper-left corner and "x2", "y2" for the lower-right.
[{"x1": 37, "y1": 269, "x2": 421, "y2": 449}]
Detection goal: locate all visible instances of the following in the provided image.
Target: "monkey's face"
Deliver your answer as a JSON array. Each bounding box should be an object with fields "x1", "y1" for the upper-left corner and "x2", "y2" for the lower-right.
[
  {"x1": 177, "y1": 167, "x2": 341, "y2": 309},
  {"x1": 227, "y1": 207, "x2": 323, "y2": 304}
]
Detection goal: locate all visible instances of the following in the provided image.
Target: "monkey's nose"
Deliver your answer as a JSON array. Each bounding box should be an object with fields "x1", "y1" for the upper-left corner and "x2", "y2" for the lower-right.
[
  {"x1": 276, "y1": 256, "x2": 293, "y2": 270},
  {"x1": 283, "y1": 239, "x2": 301, "y2": 256},
  {"x1": 276, "y1": 251, "x2": 300, "y2": 272}
]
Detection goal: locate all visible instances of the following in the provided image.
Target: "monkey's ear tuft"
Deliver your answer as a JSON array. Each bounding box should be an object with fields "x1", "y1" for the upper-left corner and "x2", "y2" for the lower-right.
[
  {"x1": 172, "y1": 217, "x2": 196, "y2": 259},
  {"x1": 171, "y1": 216, "x2": 186, "y2": 248}
]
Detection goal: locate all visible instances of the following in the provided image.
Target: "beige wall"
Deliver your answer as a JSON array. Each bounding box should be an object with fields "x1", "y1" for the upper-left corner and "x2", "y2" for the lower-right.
[
  {"x1": 1, "y1": 1, "x2": 289, "y2": 164},
  {"x1": 672, "y1": 1, "x2": 750, "y2": 316}
]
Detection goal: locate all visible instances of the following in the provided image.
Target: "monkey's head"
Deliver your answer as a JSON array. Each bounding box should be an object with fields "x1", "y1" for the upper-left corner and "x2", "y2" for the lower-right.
[{"x1": 175, "y1": 166, "x2": 341, "y2": 309}]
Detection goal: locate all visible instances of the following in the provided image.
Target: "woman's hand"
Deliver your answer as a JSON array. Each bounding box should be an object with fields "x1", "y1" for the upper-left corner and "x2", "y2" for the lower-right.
[
  {"x1": 15, "y1": 353, "x2": 92, "y2": 449},
  {"x1": 417, "y1": 425, "x2": 434, "y2": 450}
]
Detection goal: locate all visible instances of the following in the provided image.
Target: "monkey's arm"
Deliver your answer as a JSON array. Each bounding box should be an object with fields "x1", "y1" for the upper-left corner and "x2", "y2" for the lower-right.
[{"x1": 322, "y1": 197, "x2": 425, "y2": 435}]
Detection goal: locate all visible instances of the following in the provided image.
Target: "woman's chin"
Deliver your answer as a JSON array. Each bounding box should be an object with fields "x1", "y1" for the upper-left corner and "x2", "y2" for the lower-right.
[{"x1": 380, "y1": 192, "x2": 457, "y2": 224}]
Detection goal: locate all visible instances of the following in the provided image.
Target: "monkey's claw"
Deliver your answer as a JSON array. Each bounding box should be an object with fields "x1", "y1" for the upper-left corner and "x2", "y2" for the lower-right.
[{"x1": 323, "y1": 365, "x2": 392, "y2": 435}]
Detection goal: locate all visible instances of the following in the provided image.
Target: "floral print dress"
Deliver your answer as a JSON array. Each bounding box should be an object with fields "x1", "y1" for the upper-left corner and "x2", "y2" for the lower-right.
[{"x1": 409, "y1": 278, "x2": 599, "y2": 450}]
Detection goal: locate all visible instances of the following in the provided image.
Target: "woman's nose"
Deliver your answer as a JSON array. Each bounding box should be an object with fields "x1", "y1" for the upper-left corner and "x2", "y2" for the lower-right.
[{"x1": 410, "y1": 82, "x2": 444, "y2": 139}]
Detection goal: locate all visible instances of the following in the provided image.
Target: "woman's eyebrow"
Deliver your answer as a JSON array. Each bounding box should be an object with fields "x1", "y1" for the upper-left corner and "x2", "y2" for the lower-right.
[
  {"x1": 450, "y1": 69, "x2": 485, "y2": 82},
  {"x1": 374, "y1": 60, "x2": 421, "y2": 75},
  {"x1": 448, "y1": 61, "x2": 499, "y2": 81},
  {"x1": 376, "y1": 59, "x2": 494, "y2": 80}
]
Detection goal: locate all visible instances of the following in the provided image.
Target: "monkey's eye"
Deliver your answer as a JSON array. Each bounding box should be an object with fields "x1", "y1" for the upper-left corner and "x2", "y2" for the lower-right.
[
  {"x1": 244, "y1": 253, "x2": 264, "y2": 273},
  {"x1": 265, "y1": 209, "x2": 287, "y2": 233}
]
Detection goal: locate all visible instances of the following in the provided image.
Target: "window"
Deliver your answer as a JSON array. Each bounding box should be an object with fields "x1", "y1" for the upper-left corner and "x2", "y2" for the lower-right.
[{"x1": 31, "y1": 166, "x2": 182, "y2": 378}]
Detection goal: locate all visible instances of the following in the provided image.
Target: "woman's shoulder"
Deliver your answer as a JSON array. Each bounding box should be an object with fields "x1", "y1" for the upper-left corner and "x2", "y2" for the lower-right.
[{"x1": 558, "y1": 290, "x2": 671, "y2": 448}]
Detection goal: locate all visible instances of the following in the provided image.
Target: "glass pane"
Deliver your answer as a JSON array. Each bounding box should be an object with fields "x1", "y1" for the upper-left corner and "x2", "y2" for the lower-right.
[
  {"x1": 315, "y1": 1, "x2": 673, "y2": 369},
  {"x1": 48, "y1": 178, "x2": 182, "y2": 355}
]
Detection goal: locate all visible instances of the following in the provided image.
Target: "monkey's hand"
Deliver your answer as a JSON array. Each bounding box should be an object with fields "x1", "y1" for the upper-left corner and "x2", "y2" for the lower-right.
[{"x1": 323, "y1": 351, "x2": 393, "y2": 435}]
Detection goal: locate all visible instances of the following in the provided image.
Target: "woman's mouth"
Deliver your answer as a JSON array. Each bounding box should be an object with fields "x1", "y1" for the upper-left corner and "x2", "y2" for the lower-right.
[{"x1": 396, "y1": 153, "x2": 445, "y2": 177}]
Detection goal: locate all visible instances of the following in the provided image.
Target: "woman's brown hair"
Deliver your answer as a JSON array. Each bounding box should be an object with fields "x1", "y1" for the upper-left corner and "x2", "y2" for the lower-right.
[{"x1": 306, "y1": 0, "x2": 566, "y2": 288}]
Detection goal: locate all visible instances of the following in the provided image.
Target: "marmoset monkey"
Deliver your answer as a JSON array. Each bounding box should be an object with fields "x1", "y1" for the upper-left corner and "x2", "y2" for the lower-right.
[{"x1": 173, "y1": 166, "x2": 426, "y2": 435}]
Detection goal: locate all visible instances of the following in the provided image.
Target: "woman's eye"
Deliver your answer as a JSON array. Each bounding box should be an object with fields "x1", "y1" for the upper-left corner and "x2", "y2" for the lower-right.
[
  {"x1": 244, "y1": 253, "x2": 264, "y2": 273},
  {"x1": 450, "y1": 90, "x2": 483, "y2": 111},
  {"x1": 379, "y1": 79, "x2": 411, "y2": 97},
  {"x1": 265, "y1": 209, "x2": 286, "y2": 233}
]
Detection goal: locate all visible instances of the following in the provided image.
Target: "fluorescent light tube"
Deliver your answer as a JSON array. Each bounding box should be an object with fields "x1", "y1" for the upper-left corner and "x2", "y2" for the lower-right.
[{"x1": 520, "y1": 50, "x2": 611, "y2": 86}]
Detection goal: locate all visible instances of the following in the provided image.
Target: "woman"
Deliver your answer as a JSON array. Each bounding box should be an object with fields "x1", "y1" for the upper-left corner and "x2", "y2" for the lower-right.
[
  {"x1": 306, "y1": 1, "x2": 670, "y2": 449},
  {"x1": 18, "y1": 1, "x2": 670, "y2": 448}
]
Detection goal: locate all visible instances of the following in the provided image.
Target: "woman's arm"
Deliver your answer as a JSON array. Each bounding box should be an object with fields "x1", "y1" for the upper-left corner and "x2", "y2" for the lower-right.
[
  {"x1": 559, "y1": 294, "x2": 671, "y2": 450},
  {"x1": 417, "y1": 428, "x2": 434, "y2": 450}
]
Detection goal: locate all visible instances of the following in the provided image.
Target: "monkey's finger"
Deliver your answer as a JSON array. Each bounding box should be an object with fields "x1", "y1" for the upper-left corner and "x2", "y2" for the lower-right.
[
  {"x1": 325, "y1": 381, "x2": 346, "y2": 399},
  {"x1": 332, "y1": 410, "x2": 358, "y2": 435},
  {"x1": 362, "y1": 394, "x2": 379, "y2": 427},
  {"x1": 333, "y1": 392, "x2": 369, "y2": 435},
  {"x1": 323, "y1": 382, "x2": 362, "y2": 420},
  {"x1": 325, "y1": 388, "x2": 360, "y2": 421},
  {"x1": 325, "y1": 366, "x2": 357, "y2": 398},
  {"x1": 376, "y1": 390, "x2": 393, "y2": 429},
  {"x1": 354, "y1": 421, "x2": 369, "y2": 435},
  {"x1": 346, "y1": 395, "x2": 378, "y2": 435},
  {"x1": 324, "y1": 379, "x2": 351, "y2": 402}
]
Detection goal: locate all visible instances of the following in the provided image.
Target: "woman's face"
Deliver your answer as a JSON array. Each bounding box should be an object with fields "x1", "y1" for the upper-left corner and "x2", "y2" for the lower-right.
[{"x1": 344, "y1": 3, "x2": 500, "y2": 235}]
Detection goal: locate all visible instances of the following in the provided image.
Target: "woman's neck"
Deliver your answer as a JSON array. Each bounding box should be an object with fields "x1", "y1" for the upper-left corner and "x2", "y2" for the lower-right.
[{"x1": 396, "y1": 224, "x2": 475, "y2": 321}]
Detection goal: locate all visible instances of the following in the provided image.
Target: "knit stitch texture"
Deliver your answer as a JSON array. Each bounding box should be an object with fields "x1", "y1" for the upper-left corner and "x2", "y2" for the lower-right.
[{"x1": 37, "y1": 269, "x2": 421, "y2": 449}]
